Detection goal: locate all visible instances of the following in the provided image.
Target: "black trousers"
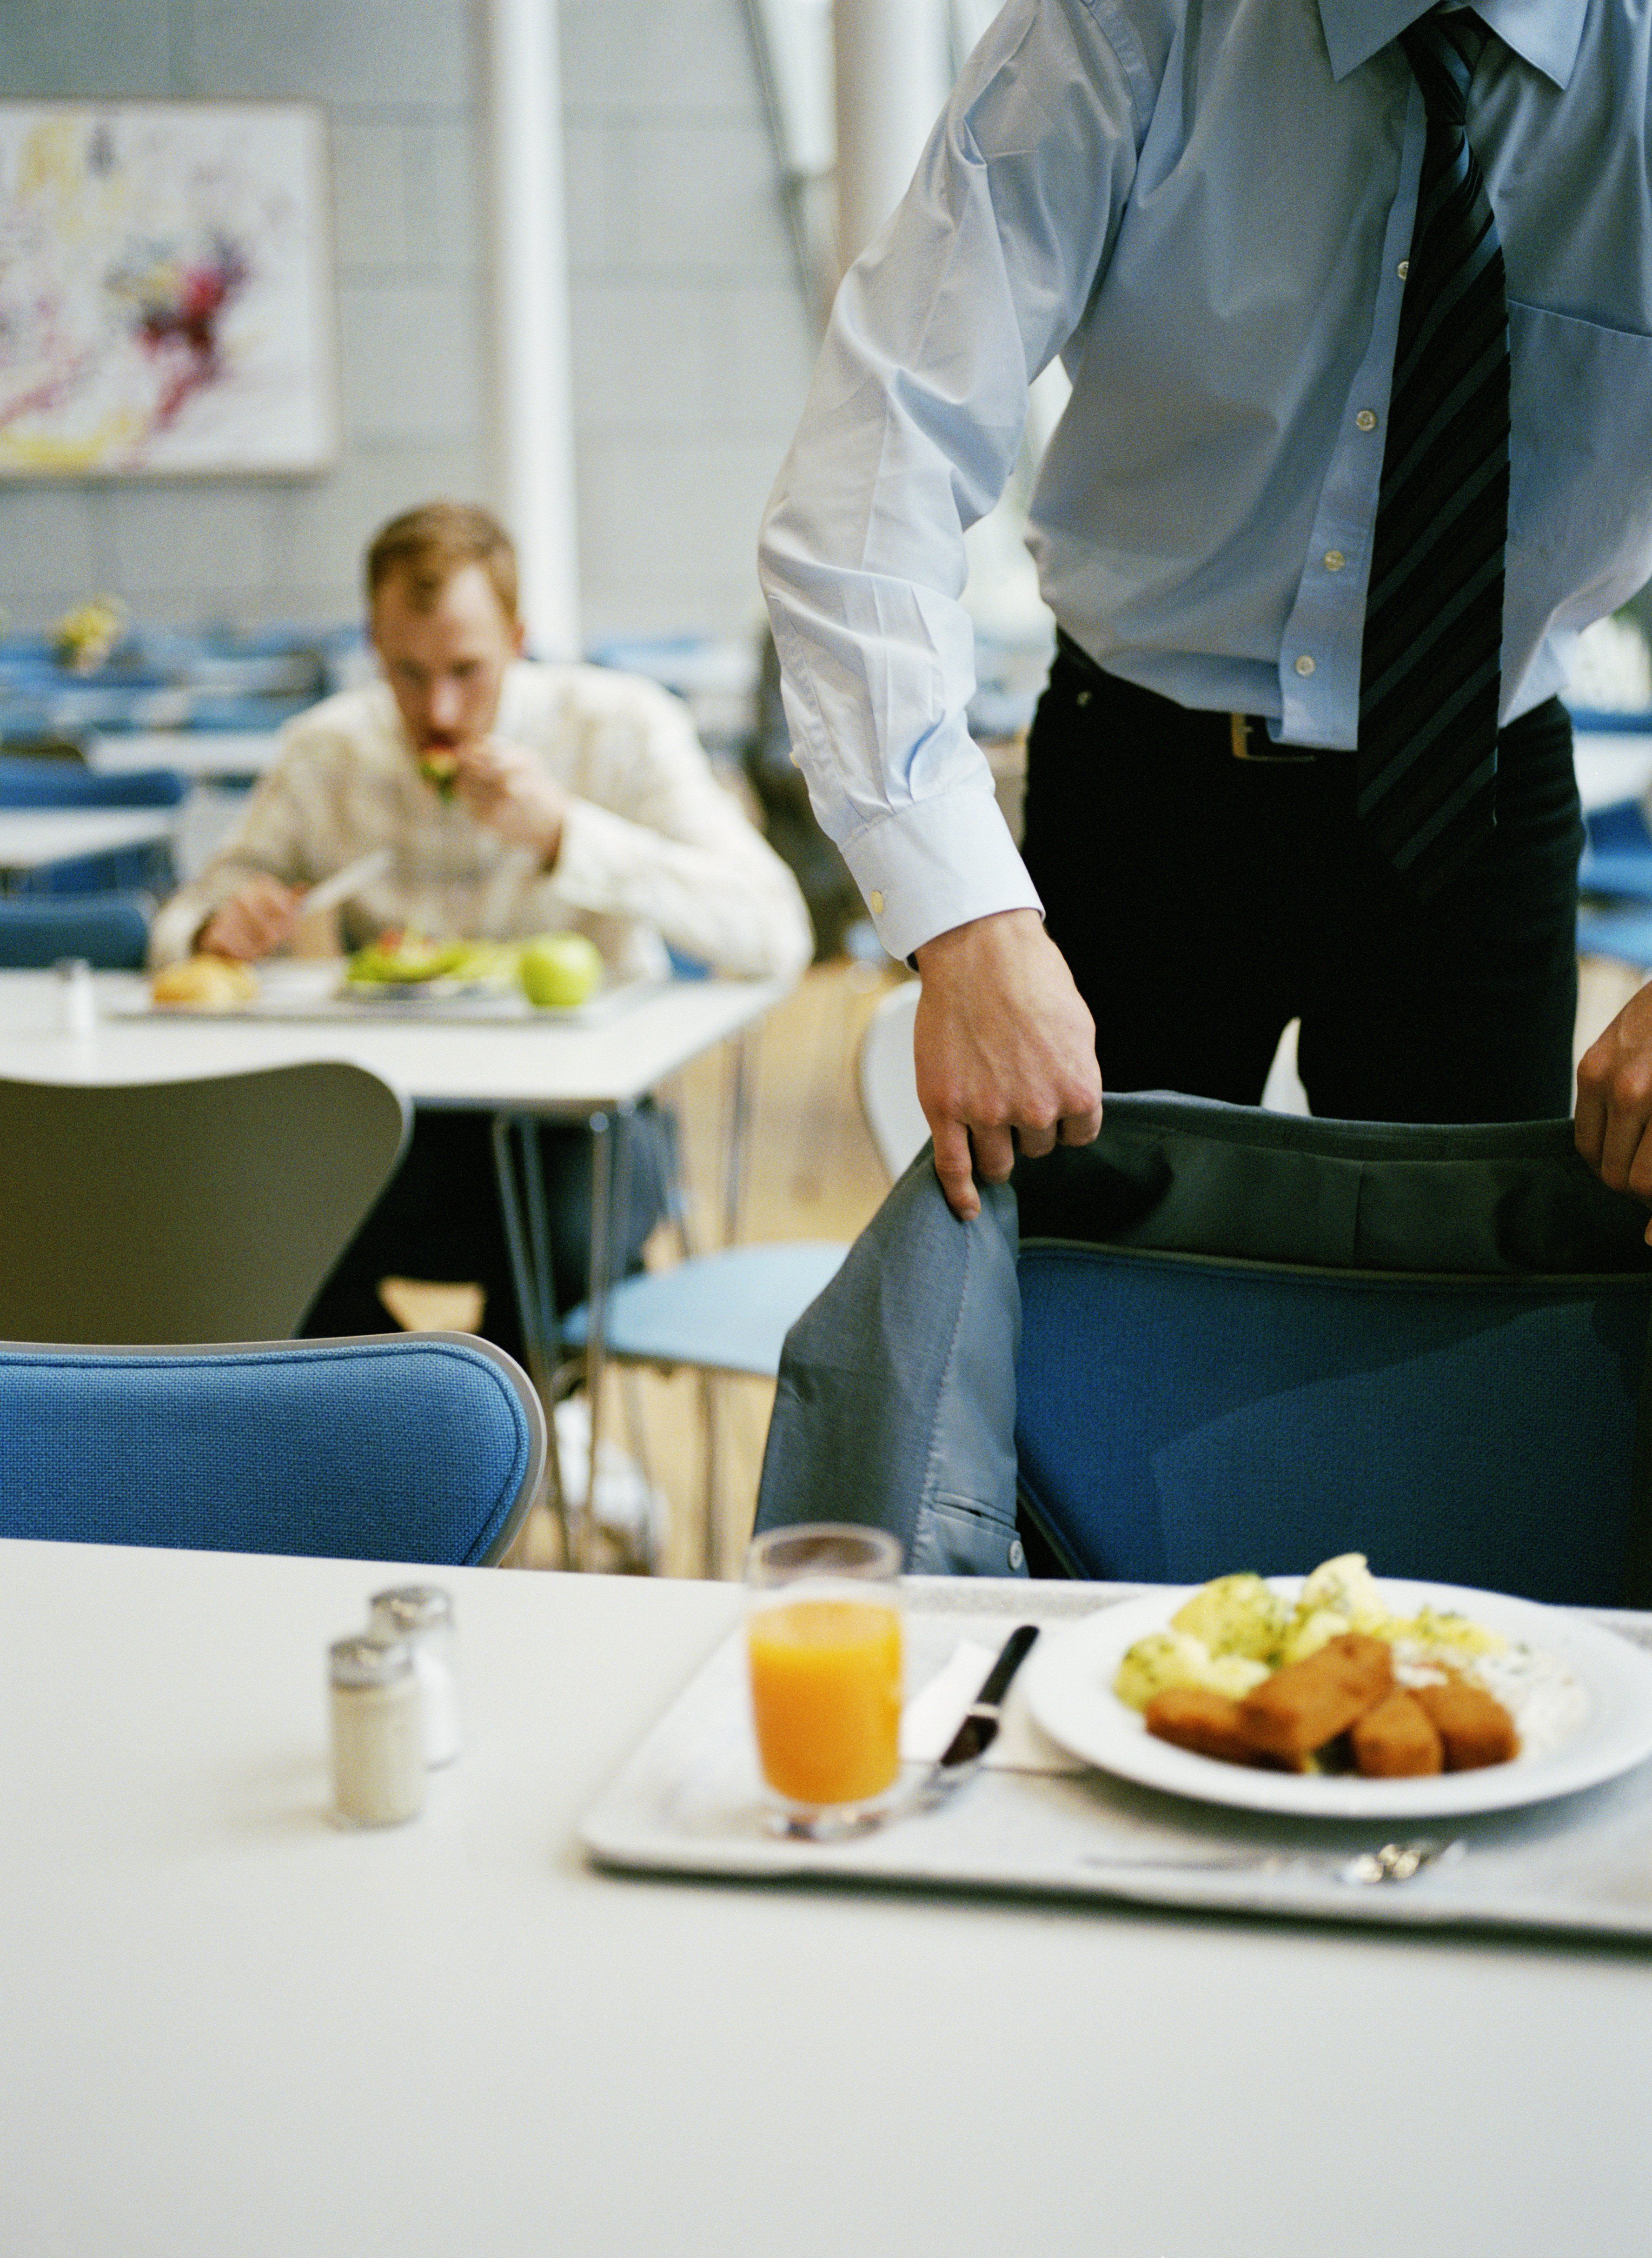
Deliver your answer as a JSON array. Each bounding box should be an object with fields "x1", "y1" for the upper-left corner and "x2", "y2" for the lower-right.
[
  {"x1": 1019, "y1": 648, "x2": 1583, "y2": 1122},
  {"x1": 299, "y1": 1105, "x2": 674, "y2": 1365}
]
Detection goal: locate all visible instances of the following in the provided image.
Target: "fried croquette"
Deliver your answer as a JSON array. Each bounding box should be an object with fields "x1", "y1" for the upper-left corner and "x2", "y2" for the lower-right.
[
  {"x1": 1350, "y1": 1687, "x2": 1445, "y2": 1778},
  {"x1": 1236, "y1": 1632, "x2": 1395, "y2": 1763},
  {"x1": 1143, "y1": 1686, "x2": 1268, "y2": 1767},
  {"x1": 1412, "y1": 1679, "x2": 1519, "y2": 1770}
]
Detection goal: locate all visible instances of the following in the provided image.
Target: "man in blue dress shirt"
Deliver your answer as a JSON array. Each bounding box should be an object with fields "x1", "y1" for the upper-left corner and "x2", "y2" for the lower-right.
[{"x1": 760, "y1": 0, "x2": 1652, "y2": 1231}]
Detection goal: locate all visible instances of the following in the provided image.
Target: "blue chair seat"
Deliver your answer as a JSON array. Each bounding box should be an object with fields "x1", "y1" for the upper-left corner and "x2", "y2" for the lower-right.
[
  {"x1": 1578, "y1": 905, "x2": 1652, "y2": 967},
  {"x1": 562, "y1": 1242, "x2": 847, "y2": 1377}
]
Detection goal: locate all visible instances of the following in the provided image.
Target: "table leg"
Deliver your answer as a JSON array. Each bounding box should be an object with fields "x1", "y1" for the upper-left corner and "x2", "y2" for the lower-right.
[
  {"x1": 578, "y1": 1107, "x2": 635, "y2": 1572},
  {"x1": 490, "y1": 1112, "x2": 570, "y2": 1561}
]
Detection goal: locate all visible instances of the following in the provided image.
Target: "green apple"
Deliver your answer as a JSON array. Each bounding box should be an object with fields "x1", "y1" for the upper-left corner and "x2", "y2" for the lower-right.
[{"x1": 519, "y1": 930, "x2": 603, "y2": 1009}]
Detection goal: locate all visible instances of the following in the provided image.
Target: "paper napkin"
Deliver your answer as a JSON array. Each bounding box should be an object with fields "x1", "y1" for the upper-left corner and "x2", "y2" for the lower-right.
[{"x1": 900, "y1": 1635, "x2": 1085, "y2": 1775}]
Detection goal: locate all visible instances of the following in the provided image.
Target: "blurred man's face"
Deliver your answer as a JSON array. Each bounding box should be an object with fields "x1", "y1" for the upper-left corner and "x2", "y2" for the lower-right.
[{"x1": 371, "y1": 560, "x2": 524, "y2": 755}]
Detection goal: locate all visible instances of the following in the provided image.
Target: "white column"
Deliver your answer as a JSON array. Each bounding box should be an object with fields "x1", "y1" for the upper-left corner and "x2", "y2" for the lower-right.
[
  {"x1": 832, "y1": 0, "x2": 950, "y2": 276},
  {"x1": 487, "y1": 0, "x2": 580, "y2": 660}
]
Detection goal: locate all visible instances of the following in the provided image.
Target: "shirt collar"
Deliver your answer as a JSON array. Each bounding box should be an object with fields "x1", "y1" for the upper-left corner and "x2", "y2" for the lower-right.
[{"x1": 1315, "y1": 0, "x2": 1585, "y2": 89}]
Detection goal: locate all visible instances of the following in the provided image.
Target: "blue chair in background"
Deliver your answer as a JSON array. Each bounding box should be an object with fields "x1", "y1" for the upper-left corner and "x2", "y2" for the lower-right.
[
  {"x1": 1579, "y1": 796, "x2": 1652, "y2": 902},
  {"x1": 0, "y1": 893, "x2": 150, "y2": 969},
  {"x1": 0, "y1": 1333, "x2": 545, "y2": 1564},
  {"x1": 0, "y1": 754, "x2": 187, "y2": 895}
]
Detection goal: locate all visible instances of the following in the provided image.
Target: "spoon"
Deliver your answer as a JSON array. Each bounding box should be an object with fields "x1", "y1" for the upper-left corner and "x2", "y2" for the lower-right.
[{"x1": 1081, "y1": 1837, "x2": 1464, "y2": 1885}]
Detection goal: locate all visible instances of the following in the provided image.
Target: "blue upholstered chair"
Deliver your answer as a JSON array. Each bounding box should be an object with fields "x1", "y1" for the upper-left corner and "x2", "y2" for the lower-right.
[
  {"x1": 1579, "y1": 795, "x2": 1652, "y2": 901},
  {"x1": 0, "y1": 893, "x2": 150, "y2": 969},
  {"x1": 0, "y1": 754, "x2": 186, "y2": 894},
  {"x1": 0, "y1": 1333, "x2": 544, "y2": 1564},
  {"x1": 1016, "y1": 1241, "x2": 1652, "y2": 1603}
]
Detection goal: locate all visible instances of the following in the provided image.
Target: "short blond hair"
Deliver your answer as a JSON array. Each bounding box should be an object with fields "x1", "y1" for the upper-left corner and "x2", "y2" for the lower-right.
[{"x1": 365, "y1": 501, "x2": 518, "y2": 622}]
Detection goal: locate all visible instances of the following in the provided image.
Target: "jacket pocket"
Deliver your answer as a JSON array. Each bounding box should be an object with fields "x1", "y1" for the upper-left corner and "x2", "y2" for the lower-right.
[{"x1": 909, "y1": 1490, "x2": 1028, "y2": 1577}]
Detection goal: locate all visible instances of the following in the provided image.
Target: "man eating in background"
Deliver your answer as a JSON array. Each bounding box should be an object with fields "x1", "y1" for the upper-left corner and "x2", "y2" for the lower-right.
[{"x1": 153, "y1": 500, "x2": 811, "y2": 1357}]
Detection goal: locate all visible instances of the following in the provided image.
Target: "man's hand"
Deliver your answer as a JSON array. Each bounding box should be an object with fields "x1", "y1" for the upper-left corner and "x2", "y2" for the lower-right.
[
  {"x1": 451, "y1": 738, "x2": 570, "y2": 865},
  {"x1": 912, "y1": 908, "x2": 1104, "y2": 1221},
  {"x1": 1576, "y1": 979, "x2": 1652, "y2": 1241},
  {"x1": 198, "y1": 873, "x2": 303, "y2": 962}
]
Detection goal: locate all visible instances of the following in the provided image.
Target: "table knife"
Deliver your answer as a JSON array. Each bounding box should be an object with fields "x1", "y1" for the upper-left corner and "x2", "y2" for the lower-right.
[
  {"x1": 919, "y1": 1623, "x2": 1041, "y2": 1800},
  {"x1": 303, "y1": 846, "x2": 393, "y2": 917}
]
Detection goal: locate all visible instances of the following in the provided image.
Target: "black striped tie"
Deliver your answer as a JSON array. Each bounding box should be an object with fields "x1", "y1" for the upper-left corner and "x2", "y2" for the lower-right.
[{"x1": 1356, "y1": 8, "x2": 1510, "y2": 895}]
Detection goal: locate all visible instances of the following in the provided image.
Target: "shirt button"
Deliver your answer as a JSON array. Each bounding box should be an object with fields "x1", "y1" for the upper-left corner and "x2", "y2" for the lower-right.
[
  {"x1": 1324, "y1": 550, "x2": 1346, "y2": 572},
  {"x1": 1355, "y1": 408, "x2": 1378, "y2": 432},
  {"x1": 1294, "y1": 655, "x2": 1316, "y2": 677},
  {"x1": 869, "y1": 890, "x2": 885, "y2": 915},
  {"x1": 1397, "y1": 259, "x2": 1410, "y2": 280}
]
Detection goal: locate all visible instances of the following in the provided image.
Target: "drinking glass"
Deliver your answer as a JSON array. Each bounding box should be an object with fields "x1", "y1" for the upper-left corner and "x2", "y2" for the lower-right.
[{"x1": 745, "y1": 1523, "x2": 904, "y2": 1839}]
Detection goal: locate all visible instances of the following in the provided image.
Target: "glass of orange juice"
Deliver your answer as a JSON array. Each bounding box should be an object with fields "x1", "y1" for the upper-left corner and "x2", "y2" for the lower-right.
[{"x1": 746, "y1": 1523, "x2": 904, "y2": 1838}]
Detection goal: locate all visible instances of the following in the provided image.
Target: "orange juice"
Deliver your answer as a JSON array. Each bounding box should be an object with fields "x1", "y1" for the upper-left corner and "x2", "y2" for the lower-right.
[{"x1": 747, "y1": 1597, "x2": 902, "y2": 1806}]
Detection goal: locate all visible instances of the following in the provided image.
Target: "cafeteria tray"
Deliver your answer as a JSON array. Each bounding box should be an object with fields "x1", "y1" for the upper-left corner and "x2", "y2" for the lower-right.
[
  {"x1": 115, "y1": 964, "x2": 663, "y2": 1027},
  {"x1": 580, "y1": 1578, "x2": 1652, "y2": 1944}
]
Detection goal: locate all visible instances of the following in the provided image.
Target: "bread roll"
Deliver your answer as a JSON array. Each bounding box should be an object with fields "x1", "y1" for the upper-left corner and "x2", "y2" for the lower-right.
[{"x1": 150, "y1": 955, "x2": 259, "y2": 1008}]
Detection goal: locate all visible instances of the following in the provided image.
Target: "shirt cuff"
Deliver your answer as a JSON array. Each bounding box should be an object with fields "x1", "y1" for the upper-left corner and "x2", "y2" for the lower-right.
[{"x1": 839, "y1": 786, "x2": 1043, "y2": 961}]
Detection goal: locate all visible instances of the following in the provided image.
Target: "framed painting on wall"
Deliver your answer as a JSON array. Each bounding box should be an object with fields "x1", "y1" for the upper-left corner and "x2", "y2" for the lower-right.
[{"x1": 0, "y1": 100, "x2": 336, "y2": 477}]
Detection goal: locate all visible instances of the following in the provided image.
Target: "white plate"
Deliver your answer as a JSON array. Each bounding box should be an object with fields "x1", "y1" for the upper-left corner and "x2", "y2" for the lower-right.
[{"x1": 1022, "y1": 1578, "x2": 1652, "y2": 1818}]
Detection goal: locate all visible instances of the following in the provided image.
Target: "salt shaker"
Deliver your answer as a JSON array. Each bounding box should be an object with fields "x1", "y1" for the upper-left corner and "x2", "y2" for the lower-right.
[
  {"x1": 54, "y1": 956, "x2": 96, "y2": 1038},
  {"x1": 369, "y1": 1585, "x2": 461, "y2": 1765},
  {"x1": 329, "y1": 1635, "x2": 425, "y2": 1827}
]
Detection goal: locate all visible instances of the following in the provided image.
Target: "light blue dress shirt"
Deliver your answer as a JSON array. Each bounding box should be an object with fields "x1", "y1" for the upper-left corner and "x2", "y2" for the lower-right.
[{"x1": 759, "y1": 0, "x2": 1652, "y2": 962}]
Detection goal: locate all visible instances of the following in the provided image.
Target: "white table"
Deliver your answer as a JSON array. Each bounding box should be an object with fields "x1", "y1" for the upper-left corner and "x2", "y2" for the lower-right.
[
  {"x1": 0, "y1": 806, "x2": 177, "y2": 877},
  {"x1": 0, "y1": 1538, "x2": 1647, "y2": 2258},
  {"x1": 0, "y1": 968, "x2": 789, "y2": 1559},
  {"x1": 84, "y1": 727, "x2": 285, "y2": 778}
]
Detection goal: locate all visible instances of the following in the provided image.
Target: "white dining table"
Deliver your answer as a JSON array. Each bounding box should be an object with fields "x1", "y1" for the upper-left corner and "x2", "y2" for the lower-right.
[
  {"x1": 0, "y1": 967, "x2": 790, "y2": 1560},
  {"x1": 0, "y1": 805, "x2": 177, "y2": 876},
  {"x1": 0, "y1": 1536, "x2": 1647, "y2": 2258},
  {"x1": 84, "y1": 727, "x2": 285, "y2": 778}
]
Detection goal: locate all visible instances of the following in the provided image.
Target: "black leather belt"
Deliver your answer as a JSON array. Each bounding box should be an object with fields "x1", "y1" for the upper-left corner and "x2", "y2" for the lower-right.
[{"x1": 1055, "y1": 629, "x2": 1318, "y2": 764}]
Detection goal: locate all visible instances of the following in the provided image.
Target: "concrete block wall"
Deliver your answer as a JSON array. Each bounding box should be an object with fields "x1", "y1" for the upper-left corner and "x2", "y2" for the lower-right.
[
  {"x1": 0, "y1": 0, "x2": 816, "y2": 647},
  {"x1": 561, "y1": 0, "x2": 816, "y2": 644}
]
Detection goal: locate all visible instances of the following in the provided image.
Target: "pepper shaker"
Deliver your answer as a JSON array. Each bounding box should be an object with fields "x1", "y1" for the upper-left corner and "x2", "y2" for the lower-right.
[
  {"x1": 329, "y1": 1635, "x2": 425, "y2": 1826},
  {"x1": 369, "y1": 1585, "x2": 461, "y2": 1765}
]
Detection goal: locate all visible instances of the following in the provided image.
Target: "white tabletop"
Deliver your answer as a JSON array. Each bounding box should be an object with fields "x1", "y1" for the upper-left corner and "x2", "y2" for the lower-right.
[
  {"x1": 0, "y1": 1536, "x2": 1647, "y2": 2258},
  {"x1": 0, "y1": 968, "x2": 789, "y2": 1115},
  {"x1": 0, "y1": 806, "x2": 176, "y2": 873},
  {"x1": 84, "y1": 728, "x2": 285, "y2": 778}
]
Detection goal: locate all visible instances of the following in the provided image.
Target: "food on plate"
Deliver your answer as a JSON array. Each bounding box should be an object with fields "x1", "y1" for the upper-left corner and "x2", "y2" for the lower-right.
[
  {"x1": 1413, "y1": 1680, "x2": 1520, "y2": 1771},
  {"x1": 1235, "y1": 1632, "x2": 1394, "y2": 1766},
  {"x1": 345, "y1": 933, "x2": 471, "y2": 985},
  {"x1": 150, "y1": 955, "x2": 259, "y2": 1008},
  {"x1": 1170, "y1": 1572, "x2": 1289, "y2": 1661},
  {"x1": 1141, "y1": 1686, "x2": 1280, "y2": 1768},
  {"x1": 1113, "y1": 1628, "x2": 1269, "y2": 1711},
  {"x1": 418, "y1": 749, "x2": 460, "y2": 800},
  {"x1": 519, "y1": 930, "x2": 602, "y2": 1009},
  {"x1": 1350, "y1": 1688, "x2": 1444, "y2": 1778},
  {"x1": 1119, "y1": 1553, "x2": 1524, "y2": 1778}
]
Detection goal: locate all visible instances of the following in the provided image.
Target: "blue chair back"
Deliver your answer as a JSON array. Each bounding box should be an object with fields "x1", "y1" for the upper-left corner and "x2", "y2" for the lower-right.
[
  {"x1": 1016, "y1": 1244, "x2": 1651, "y2": 1604},
  {"x1": 0, "y1": 893, "x2": 150, "y2": 969},
  {"x1": 0, "y1": 1334, "x2": 545, "y2": 1565},
  {"x1": 0, "y1": 755, "x2": 187, "y2": 808},
  {"x1": 1580, "y1": 795, "x2": 1652, "y2": 899}
]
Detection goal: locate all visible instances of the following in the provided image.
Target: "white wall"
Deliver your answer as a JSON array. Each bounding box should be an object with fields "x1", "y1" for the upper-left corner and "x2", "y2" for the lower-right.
[{"x1": 0, "y1": 0, "x2": 816, "y2": 646}]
